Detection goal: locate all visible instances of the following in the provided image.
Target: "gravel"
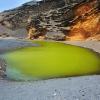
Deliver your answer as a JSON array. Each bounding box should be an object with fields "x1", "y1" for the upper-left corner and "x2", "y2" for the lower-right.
[
  {"x1": 0, "y1": 76, "x2": 100, "y2": 100},
  {"x1": 0, "y1": 38, "x2": 39, "y2": 53},
  {"x1": 0, "y1": 38, "x2": 100, "y2": 100}
]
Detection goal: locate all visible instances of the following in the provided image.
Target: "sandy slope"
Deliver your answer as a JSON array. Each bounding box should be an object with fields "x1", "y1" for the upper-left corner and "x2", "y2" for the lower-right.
[
  {"x1": 65, "y1": 40, "x2": 100, "y2": 53},
  {"x1": 0, "y1": 38, "x2": 100, "y2": 100}
]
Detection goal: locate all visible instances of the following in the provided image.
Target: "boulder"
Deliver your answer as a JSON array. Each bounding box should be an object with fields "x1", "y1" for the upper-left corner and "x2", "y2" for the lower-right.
[
  {"x1": 0, "y1": 58, "x2": 6, "y2": 79},
  {"x1": 45, "y1": 31, "x2": 65, "y2": 41}
]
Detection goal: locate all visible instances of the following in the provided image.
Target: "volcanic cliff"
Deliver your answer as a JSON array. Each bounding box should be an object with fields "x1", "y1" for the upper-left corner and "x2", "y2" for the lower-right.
[{"x1": 0, "y1": 0, "x2": 100, "y2": 40}]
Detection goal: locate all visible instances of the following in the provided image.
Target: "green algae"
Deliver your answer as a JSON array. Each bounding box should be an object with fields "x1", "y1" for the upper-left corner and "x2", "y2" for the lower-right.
[{"x1": 3, "y1": 41, "x2": 100, "y2": 81}]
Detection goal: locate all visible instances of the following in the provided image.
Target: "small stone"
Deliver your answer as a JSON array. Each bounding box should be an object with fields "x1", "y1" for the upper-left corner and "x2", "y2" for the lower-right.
[
  {"x1": 53, "y1": 92, "x2": 57, "y2": 96},
  {"x1": 76, "y1": 99, "x2": 79, "y2": 100},
  {"x1": 0, "y1": 66, "x2": 1, "y2": 69}
]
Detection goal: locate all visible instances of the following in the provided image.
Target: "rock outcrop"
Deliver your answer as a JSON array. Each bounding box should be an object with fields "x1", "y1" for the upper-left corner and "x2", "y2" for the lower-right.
[
  {"x1": 67, "y1": 0, "x2": 100, "y2": 40},
  {"x1": 0, "y1": 0, "x2": 65, "y2": 29},
  {"x1": 0, "y1": 58, "x2": 6, "y2": 79},
  {"x1": 0, "y1": 0, "x2": 100, "y2": 40}
]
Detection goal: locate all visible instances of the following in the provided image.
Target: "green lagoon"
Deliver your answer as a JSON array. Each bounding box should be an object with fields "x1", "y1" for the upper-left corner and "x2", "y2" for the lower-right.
[{"x1": 3, "y1": 41, "x2": 100, "y2": 80}]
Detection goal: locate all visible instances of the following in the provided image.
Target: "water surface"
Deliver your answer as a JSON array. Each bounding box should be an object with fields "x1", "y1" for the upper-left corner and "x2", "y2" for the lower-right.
[{"x1": 3, "y1": 41, "x2": 100, "y2": 80}]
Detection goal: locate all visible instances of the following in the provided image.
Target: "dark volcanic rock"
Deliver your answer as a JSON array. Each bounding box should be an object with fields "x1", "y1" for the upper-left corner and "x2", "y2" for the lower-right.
[
  {"x1": 0, "y1": 0, "x2": 65, "y2": 29},
  {"x1": 45, "y1": 31, "x2": 66, "y2": 41},
  {"x1": 0, "y1": 0, "x2": 88, "y2": 29},
  {"x1": 0, "y1": 0, "x2": 99, "y2": 40},
  {"x1": 0, "y1": 58, "x2": 6, "y2": 79}
]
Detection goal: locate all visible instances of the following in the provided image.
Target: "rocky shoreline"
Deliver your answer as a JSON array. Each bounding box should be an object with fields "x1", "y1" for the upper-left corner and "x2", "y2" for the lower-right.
[
  {"x1": 0, "y1": 0, "x2": 100, "y2": 99},
  {"x1": 0, "y1": 38, "x2": 100, "y2": 100},
  {"x1": 0, "y1": 38, "x2": 100, "y2": 79},
  {"x1": 0, "y1": 38, "x2": 40, "y2": 79}
]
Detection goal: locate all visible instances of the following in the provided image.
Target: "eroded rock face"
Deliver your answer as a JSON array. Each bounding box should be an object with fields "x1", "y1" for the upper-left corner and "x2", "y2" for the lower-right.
[
  {"x1": 45, "y1": 31, "x2": 66, "y2": 41},
  {"x1": 28, "y1": 0, "x2": 100, "y2": 40},
  {"x1": 68, "y1": 0, "x2": 100, "y2": 40},
  {"x1": 0, "y1": 0, "x2": 86, "y2": 30},
  {"x1": 0, "y1": 0, "x2": 99, "y2": 40},
  {"x1": 68, "y1": 13, "x2": 100, "y2": 40},
  {"x1": 0, "y1": 58, "x2": 6, "y2": 79},
  {"x1": 0, "y1": 0, "x2": 65, "y2": 29},
  {"x1": 0, "y1": 24, "x2": 27, "y2": 38}
]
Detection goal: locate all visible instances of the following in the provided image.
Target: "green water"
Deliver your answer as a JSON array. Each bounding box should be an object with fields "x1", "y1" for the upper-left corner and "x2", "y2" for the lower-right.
[{"x1": 3, "y1": 41, "x2": 100, "y2": 81}]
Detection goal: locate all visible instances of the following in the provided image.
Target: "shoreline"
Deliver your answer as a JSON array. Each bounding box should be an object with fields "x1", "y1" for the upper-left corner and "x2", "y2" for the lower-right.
[
  {"x1": 0, "y1": 38, "x2": 100, "y2": 100},
  {"x1": 0, "y1": 38, "x2": 100, "y2": 79}
]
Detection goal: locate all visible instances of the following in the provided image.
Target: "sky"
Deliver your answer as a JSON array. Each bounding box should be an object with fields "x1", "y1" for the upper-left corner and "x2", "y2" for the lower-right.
[{"x1": 0, "y1": 0, "x2": 39, "y2": 12}]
